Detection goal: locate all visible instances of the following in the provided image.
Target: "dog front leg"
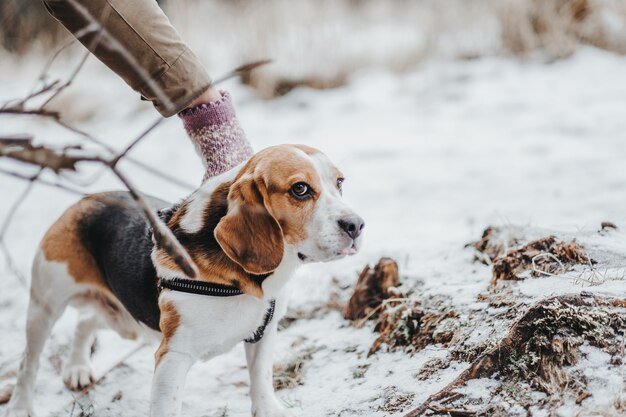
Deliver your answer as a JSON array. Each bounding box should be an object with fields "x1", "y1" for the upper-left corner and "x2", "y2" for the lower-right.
[
  {"x1": 244, "y1": 322, "x2": 294, "y2": 417},
  {"x1": 150, "y1": 350, "x2": 194, "y2": 417}
]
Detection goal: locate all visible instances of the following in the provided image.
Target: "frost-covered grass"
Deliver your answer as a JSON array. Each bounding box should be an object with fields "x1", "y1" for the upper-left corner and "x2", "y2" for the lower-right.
[{"x1": 1, "y1": 46, "x2": 626, "y2": 416}]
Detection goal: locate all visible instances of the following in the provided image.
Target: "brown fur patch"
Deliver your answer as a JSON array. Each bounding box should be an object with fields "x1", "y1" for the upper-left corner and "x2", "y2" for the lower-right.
[
  {"x1": 155, "y1": 300, "x2": 180, "y2": 367},
  {"x1": 251, "y1": 146, "x2": 323, "y2": 244},
  {"x1": 40, "y1": 196, "x2": 109, "y2": 292},
  {"x1": 155, "y1": 181, "x2": 266, "y2": 298}
]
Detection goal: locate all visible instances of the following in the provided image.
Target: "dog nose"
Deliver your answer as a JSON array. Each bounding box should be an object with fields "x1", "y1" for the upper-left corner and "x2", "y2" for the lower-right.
[{"x1": 338, "y1": 216, "x2": 365, "y2": 240}]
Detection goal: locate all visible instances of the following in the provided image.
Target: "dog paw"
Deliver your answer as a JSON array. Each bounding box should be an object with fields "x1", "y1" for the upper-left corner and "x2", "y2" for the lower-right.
[
  {"x1": 252, "y1": 406, "x2": 295, "y2": 417},
  {"x1": 62, "y1": 364, "x2": 94, "y2": 391}
]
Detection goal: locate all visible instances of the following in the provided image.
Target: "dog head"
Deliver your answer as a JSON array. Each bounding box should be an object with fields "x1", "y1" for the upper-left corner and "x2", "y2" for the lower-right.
[{"x1": 215, "y1": 144, "x2": 364, "y2": 274}]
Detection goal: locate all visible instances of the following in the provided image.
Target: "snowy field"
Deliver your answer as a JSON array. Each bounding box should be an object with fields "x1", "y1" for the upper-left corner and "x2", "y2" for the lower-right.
[{"x1": 1, "y1": 46, "x2": 626, "y2": 416}]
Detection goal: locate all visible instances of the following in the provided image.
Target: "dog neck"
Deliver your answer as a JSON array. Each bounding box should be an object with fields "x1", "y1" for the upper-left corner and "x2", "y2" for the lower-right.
[{"x1": 151, "y1": 167, "x2": 297, "y2": 299}]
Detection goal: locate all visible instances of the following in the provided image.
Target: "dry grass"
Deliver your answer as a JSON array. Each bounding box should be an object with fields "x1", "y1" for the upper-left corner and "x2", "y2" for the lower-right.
[
  {"x1": 172, "y1": 0, "x2": 626, "y2": 97},
  {"x1": 417, "y1": 358, "x2": 451, "y2": 381},
  {"x1": 272, "y1": 345, "x2": 322, "y2": 391},
  {"x1": 0, "y1": 0, "x2": 65, "y2": 52},
  {"x1": 377, "y1": 386, "x2": 415, "y2": 414},
  {"x1": 498, "y1": 0, "x2": 626, "y2": 59},
  {"x1": 369, "y1": 300, "x2": 459, "y2": 356},
  {"x1": 472, "y1": 228, "x2": 597, "y2": 284}
]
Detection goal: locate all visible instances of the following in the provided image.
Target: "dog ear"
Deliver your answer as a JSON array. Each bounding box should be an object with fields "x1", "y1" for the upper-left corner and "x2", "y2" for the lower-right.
[{"x1": 214, "y1": 178, "x2": 284, "y2": 275}]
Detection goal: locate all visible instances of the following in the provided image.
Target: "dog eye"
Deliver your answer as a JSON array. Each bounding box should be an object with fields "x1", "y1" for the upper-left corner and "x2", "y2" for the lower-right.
[
  {"x1": 337, "y1": 178, "x2": 344, "y2": 194},
  {"x1": 290, "y1": 182, "x2": 312, "y2": 199}
]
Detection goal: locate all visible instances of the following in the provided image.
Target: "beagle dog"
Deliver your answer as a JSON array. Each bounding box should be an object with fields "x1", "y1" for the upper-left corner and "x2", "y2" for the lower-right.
[{"x1": 6, "y1": 144, "x2": 364, "y2": 417}]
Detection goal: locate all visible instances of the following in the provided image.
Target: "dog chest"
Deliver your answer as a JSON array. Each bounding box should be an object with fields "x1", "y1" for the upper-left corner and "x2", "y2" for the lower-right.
[{"x1": 163, "y1": 291, "x2": 276, "y2": 359}]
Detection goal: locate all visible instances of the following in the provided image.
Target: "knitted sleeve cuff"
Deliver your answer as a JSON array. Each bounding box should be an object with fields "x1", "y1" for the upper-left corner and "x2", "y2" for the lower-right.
[{"x1": 179, "y1": 91, "x2": 254, "y2": 179}]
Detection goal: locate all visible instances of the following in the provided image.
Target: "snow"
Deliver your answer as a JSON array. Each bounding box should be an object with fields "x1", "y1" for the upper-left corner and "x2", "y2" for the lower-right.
[{"x1": 1, "y1": 46, "x2": 626, "y2": 416}]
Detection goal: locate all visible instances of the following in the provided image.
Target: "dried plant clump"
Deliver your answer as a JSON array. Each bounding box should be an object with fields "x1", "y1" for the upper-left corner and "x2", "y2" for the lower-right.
[
  {"x1": 491, "y1": 236, "x2": 594, "y2": 283},
  {"x1": 343, "y1": 258, "x2": 459, "y2": 356},
  {"x1": 506, "y1": 301, "x2": 624, "y2": 394},
  {"x1": 471, "y1": 226, "x2": 519, "y2": 264},
  {"x1": 344, "y1": 257, "x2": 402, "y2": 321},
  {"x1": 404, "y1": 294, "x2": 626, "y2": 417},
  {"x1": 474, "y1": 297, "x2": 626, "y2": 415},
  {"x1": 369, "y1": 302, "x2": 459, "y2": 356}
]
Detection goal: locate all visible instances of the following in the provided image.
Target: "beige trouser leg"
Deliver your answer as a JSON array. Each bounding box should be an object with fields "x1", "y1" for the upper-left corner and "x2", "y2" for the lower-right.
[{"x1": 41, "y1": 0, "x2": 211, "y2": 116}]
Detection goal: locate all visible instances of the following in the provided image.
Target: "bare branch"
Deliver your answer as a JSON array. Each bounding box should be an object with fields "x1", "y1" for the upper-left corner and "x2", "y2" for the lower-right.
[
  {"x1": 109, "y1": 118, "x2": 164, "y2": 168},
  {"x1": 0, "y1": 139, "x2": 96, "y2": 172},
  {"x1": 0, "y1": 168, "x2": 43, "y2": 286},
  {"x1": 38, "y1": 7, "x2": 111, "y2": 109},
  {"x1": 0, "y1": 108, "x2": 60, "y2": 118},
  {"x1": 109, "y1": 168, "x2": 198, "y2": 278}
]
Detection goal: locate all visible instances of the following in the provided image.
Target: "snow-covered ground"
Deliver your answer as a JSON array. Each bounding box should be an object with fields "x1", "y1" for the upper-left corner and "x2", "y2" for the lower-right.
[{"x1": 1, "y1": 46, "x2": 626, "y2": 416}]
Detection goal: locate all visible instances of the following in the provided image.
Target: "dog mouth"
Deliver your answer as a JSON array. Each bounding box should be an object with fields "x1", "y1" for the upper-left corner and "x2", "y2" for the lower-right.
[
  {"x1": 337, "y1": 241, "x2": 358, "y2": 256},
  {"x1": 298, "y1": 239, "x2": 360, "y2": 262}
]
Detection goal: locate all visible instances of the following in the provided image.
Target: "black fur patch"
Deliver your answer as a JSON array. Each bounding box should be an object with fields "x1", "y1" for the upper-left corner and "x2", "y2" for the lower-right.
[{"x1": 78, "y1": 192, "x2": 169, "y2": 331}]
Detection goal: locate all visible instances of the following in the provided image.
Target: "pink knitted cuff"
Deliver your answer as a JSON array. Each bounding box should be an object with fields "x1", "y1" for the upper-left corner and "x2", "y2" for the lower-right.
[{"x1": 179, "y1": 91, "x2": 254, "y2": 179}]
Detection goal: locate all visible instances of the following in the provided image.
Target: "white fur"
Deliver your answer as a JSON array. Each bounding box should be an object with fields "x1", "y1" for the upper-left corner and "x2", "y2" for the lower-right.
[{"x1": 178, "y1": 163, "x2": 243, "y2": 234}]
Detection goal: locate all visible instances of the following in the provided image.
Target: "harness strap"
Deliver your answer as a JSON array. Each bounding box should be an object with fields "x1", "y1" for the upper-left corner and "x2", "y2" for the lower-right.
[
  {"x1": 244, "y1": 299, "x2": 276, "y2": 344},
  {"x1": 159, "y1": 277, "x2": 244, "y2": 296},
  {"x1": 158, "y1": 277, "x2": 275, "y2": 343}
]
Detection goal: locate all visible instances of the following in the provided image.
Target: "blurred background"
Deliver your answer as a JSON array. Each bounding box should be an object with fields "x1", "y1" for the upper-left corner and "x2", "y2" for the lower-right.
[{"x1": 4, "y1": 0, "x2": 626, "y2": 95}]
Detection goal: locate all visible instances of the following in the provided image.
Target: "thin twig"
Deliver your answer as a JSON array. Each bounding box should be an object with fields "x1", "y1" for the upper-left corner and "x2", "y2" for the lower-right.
[
  {"x1": 0, "y1": 168, "x2": 43, "y2": 285},
  {"x1": 0, "y1": 241, "x2": 28, "y2": 286},
  {"x1": 0, "y1": 108, "x2": 60, "y2": 118},
  {"x1": 0, "y1": 167, "x2": 85, "y2": 196},
  {"x1": 39, "y1": 6, "x2": 111, "y2": 109},
  {"x1": 353, "y1": 298, "x2": 408, "y2": 328},
  {"x1": 62, "y1": 340, "x2": 148, "y2": 409},
  {"x1": 109, "y1": 167, "x2": 198, "y2": 278},
  {"x1": 531, "y1": 252, "x2": 566, "y2": 276},
  {"x1": 109, "y1": 118, "x2": 164, "y2": 168},
  {"x1": 0, "y1": 168, "x2": 43, "y2": 237}
]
